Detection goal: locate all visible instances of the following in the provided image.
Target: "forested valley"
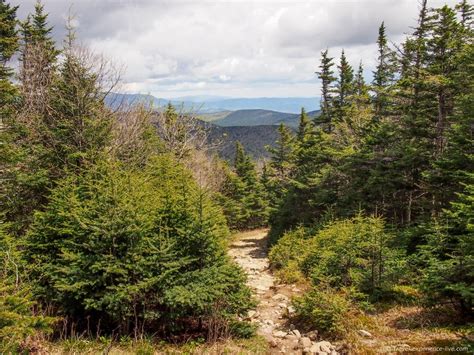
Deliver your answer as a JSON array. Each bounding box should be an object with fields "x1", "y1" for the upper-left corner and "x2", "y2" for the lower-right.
[{"x1": 0, "y1": 0, "x2": 473, "y2": 353}]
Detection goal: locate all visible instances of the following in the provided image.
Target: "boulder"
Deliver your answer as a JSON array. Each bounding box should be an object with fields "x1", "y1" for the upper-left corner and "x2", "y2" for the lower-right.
[
  {"x1": 292, "y1": 329, "x2": 301, "y2": 338},
  {"x1": 314, "y1": 341, "x2": 332, "y2": 353},
  {"x1": 306, "y1": 330, "x2": 318, "y2": 341},
  {"x1": 273, "y1": 330, "x2": 287, "y2": 338},
  {"x1": 308, "y1": 344, "x2": 321, "y2": 354},
  {"x1": 299, "y1": 337, "x2": 312, "y2": 349}
]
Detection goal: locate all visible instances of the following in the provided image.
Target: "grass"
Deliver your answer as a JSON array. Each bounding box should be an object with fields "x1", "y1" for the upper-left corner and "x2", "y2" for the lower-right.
[
  {"x1": 345, "y1": 304, "x2": 474, "y2": 354},
  {"x1": 43, "y1": 336, "x2": 268, "y2": 354}
]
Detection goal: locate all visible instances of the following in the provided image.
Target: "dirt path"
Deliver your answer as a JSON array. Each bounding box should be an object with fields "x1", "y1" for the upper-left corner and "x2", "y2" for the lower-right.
[{"x1": 229, "y1": 230, "x2": 339, "y2": 355}]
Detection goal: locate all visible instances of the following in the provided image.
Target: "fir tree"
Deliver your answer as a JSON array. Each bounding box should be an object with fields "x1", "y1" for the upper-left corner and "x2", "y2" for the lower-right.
[
  {"x1": 335, "y1": 50, "x2": 354, "y2": 119},
  {"x1": 0, "y1": 0, "x2": 18, "y2": 108},
  {"x1": 297, "y1": 107, "x2": 311, "y2": 143},
  {"x1": 372, "y1": 22, "x2": 396, "y2": 120},
  {"x1": 316, "y1": 49, "x2": 336, "y2": 130}
]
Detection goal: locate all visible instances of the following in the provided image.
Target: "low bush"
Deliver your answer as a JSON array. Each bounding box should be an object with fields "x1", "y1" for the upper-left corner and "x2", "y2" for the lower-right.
[
  {"x1": 0, "y1": 221, "x2": 54, "y2": 352},
  {"x1": 24, "y1": 156, "x2": 254, "y2": 337},
  {"x1": 302, "y1": 215, "x2": 406, "y2": 299},
  {"x1": 268, "y1": 227, "x2": 313, "y2": 283},
  {"x1": 292, "y1": 286, "x2": 353, "y2": 338}
]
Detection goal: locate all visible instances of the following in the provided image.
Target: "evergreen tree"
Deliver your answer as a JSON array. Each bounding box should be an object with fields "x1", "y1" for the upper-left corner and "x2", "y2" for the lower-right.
[
  {"x1": 334, "y1": 50, "x2": 354, "y2": 119},
  {"x1": 297, "y1": 107, "x2": 311, "y2": 143},
  {"x1": 456, "y1": 0, "x2": 473, "y2": 29},
  {"x1": 372, "y1": 22, "x2": 396, "y2": 120},
  {"x1": 0, "y1": 0, "x2": 20, "y2": 228},
  {"x1": 354, "y1": 61, "x2": 370, "y2": 107},
  {"x1": 316, "y1": 49, "x2": 336, "y2": 130},
  {"x1": 420, "y1": 179, "x2": 474, "y2": 316},
  {"x1": 218, "y1": 142, "x2": 268, "y2": 229},
  {"x1": 25, "y1": 156, "x2": 253, "y2": 335},
  {"x1": 0, "y1": 0, "x2": 18, "y2": 109},
  {"x1": 19, "y1": 0, "x2": 58, "y2": 89},
  {"x1": 268, "y1": 124, "x2": 295, "y2": 181},
  {"x1": 265, "y1": 124, "x2": 296, "y2": 209}
]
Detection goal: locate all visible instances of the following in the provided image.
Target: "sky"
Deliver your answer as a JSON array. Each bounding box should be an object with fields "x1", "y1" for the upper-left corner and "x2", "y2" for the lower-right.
[{"x1": 14, "y1": 0, "x2": 460, "y2": 99}]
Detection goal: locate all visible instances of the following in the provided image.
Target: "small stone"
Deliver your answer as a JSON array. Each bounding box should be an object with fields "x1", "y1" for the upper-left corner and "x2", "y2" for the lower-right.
[
  {"x1": 287, "y1": 305, "x2": 296, "y2": 315},
  {"x1": 272, "y1": 293, "x2": 289, "y2": 301},
  {"x1": 292, "y1": 329, "x2": 301, "y2": 338},
  {"x1": 357, "y1": 329, "x2": 373, "y2": 338},
  {"x1": 299, "y1": 337, "x2": 312, "y2": 349},
  {"x1": 247, "y1": 310, "x2": 257, "y2": 318},
  {"x1": 306, "y1": 330, "x2": 318, "y2": 341},
  {"x1": 309, "y1": 344, "x2": 321, "y2": 354},
  {"x1": 289, "y1": 323, "x2": 296, "y2": 330},
  {"x1": 268, "y1": 338, "x2": 278, "y2": 348},
  {"x1": 273, "y1": 330, "x2": 287, "y2": 338},
  {"x1": 314, "y1": 341, "x2": 332, "y2": 353},
  {"x1": 278, "y1": 302, "x2": 287, "y2": 308}
]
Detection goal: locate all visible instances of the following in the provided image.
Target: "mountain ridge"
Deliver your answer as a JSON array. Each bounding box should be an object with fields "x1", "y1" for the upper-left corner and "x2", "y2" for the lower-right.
[{"x1": 105, "y1": 92, "x2": 319, "y2": 114}]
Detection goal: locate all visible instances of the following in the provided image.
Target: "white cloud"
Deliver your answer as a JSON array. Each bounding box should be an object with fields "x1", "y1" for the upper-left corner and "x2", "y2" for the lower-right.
[{"x1": 14, "y1": 0, "x2": 461, "y2": 98}]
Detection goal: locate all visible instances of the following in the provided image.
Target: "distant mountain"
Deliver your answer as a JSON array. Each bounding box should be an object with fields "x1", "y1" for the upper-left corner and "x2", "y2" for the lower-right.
[
  {"x1": 208, "y1": 124, "x2": 282, "y2": 161},
  {"x1": 105, "y1": 93, "x2": 319, "y2": 114},
  {"x1": 204, "y1": 97, "x2": 318, "y2": 113},
  {"x1": 208, "y1": 109, "x2": 320, "y2": 128},
  {"x1": 105, "y1": 93, "x2": 217, "y2": 112}
]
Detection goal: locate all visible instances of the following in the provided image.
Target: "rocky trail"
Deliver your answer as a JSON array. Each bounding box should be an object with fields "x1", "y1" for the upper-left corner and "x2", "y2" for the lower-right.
[{"x1": 229, "y1": 230, "x2": 340, "y2": 355}]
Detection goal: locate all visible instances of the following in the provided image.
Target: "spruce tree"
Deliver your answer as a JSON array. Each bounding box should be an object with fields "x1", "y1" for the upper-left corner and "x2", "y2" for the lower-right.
[
  {"x1": 372, "y1": 22, "x2": 396, "y2": 120},
  {"x1": 297, "y1": 107, "x2": 311, "y2": 143},
  {"x1": 316, "y1": 49, "x2": 336, "y2": 130},
  {"x1": 335, "y1": 50, "x2": 354, "y2": 120},
  {"x1": 456, "y1": 0, "x2": 473, "y2": 29},
  {"x1": 0, "y1": 0, "x2": 18, "y2": 108}
]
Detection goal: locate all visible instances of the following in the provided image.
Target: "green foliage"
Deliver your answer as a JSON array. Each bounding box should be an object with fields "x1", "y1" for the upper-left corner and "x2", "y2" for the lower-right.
[
  {"x1": 271, "y1": 216, "x2": 406, "y2": 300},
  {"x1": 268, "y1": 227, "x2": 310, "y2": 283},
  {"x1": 218, "y1": 143, "x2": 268, "y2": 230},
  {"x1": 0, "y1": 0, "x2": 18, "y2": 86},
  {"x1": 25, "y1": 155, "x2": 253, "y2": 334},
  {"x1": 0, "y1": 220, "x2": 54, "y2": 352},
  {"x1": 292, "y1": 286, "x2": 353, "y2": 338},
  {"x1": 419, "y1": 181, "x2": 474, "y2": 316},
  {"x1": 303, "y1": 216, "x2": 404, "y2": 298},
  {"x1": 268, "y1": 1, "x2": 473, "y2": 325}
]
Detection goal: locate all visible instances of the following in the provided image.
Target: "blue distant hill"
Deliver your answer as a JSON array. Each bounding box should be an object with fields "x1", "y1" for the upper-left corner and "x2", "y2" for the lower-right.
[{"x1": 105, "y1": 93, "x2": 319, "y2": 114}]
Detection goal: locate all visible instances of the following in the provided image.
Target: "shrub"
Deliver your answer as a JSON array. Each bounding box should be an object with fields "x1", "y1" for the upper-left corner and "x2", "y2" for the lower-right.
[
  {"x1": 269, "y1": 227, "x2": 311, "y2": 283},
  {"x1": 0, "y1": 221, "x2": 54, "y2": 352},
  {"x1": 302, "y1": 215, "x2": 405, "y2": 299},
  {"x1": 25, "y1": 156, "x2": 253, "y2": 336},
  {"x1": 419, "y1": 183, "x2": 474, "y2": 318},
  {"x1": 292, "y1": 286, "x2": 352, "y2": 338}
]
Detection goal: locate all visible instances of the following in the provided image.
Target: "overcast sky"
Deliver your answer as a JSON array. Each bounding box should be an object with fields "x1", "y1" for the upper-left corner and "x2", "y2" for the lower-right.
[{"x1": 14, "y1": 0, "x2": 459, "y2": 98}]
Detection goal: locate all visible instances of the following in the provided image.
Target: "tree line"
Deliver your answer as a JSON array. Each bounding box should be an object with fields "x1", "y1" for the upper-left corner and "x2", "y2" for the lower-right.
[
  {"x1": 265, "y1": 0, "x2": 473, "y2": 338},
  {"x1": 0, "y1": 1, "x2": 256, "y2": 351}
]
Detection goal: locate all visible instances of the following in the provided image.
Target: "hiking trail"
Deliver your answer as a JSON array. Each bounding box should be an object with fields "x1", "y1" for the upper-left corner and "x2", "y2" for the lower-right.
[{"x1": 229, "y1": 229, "x2": 339, "y2": 355}]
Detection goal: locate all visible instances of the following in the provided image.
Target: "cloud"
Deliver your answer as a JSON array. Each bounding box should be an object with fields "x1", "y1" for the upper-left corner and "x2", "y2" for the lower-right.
[{"x1": 13, "y1": 0, "x2": 461, "y2": 98}]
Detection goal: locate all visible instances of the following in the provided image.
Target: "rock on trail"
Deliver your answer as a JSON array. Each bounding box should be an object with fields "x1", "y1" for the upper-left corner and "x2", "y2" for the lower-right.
[{"x1": 229, "y1": 229, "x2": 339, "y2": 354}]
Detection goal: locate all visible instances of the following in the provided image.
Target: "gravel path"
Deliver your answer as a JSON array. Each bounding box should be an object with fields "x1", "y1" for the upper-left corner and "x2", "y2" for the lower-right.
[{"x1": 229, "y1": 230, "x2": 339, "y2": 355}]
